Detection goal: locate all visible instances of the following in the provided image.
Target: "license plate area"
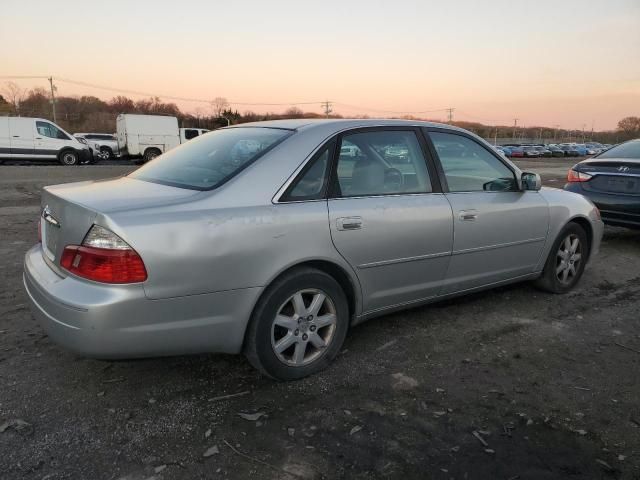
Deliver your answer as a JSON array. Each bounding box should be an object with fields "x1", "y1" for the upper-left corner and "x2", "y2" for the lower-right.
[{"x1": 42, "y1": 217, "x2": 58, "y2": 261}]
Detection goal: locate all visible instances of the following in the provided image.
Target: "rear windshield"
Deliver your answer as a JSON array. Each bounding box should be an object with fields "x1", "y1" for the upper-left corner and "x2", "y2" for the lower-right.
[
  {"x1": 129, "y1": 127, "x2": 292, "y2": 190},
  {"x1": 597, "y1": 140, "x2": 640, "y2": 159}
]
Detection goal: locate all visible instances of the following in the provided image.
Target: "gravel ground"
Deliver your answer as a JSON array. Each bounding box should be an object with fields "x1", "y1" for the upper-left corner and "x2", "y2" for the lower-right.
[{"x1": 0, "y1": 158, "x2": 639, "y2": 480}]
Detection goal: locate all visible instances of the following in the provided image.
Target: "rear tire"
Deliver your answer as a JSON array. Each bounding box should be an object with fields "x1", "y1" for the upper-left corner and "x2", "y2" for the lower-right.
[
  {"x1": 59, "y1": 150, "x2": 79, "y2": 166},
  {"x1": 143, "y1": 148, "x2": 161, "y2": 163},
  {"x1": 244, "y1": 267, "x2": 349, "y2": 381},
  {"x1": 534, "y1": 222, "x2": 588, "y2": 294}
]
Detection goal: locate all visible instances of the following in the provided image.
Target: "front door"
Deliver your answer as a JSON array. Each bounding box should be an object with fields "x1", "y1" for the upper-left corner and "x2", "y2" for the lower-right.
[
  {"x1": 327, "y1": 128, "x2": 453, "y2": 313},
  {"x1": 35, "y1": 120, "x2": 69, "y2": 157},
  {"x1": 424, "y1": 129, "x2": 549, "y2": 294}
]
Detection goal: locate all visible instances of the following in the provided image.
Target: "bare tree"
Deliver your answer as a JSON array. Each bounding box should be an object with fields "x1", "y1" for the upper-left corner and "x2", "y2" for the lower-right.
[
  {"x1": 2, "y1": 81, "x2": 27, "y2": 115},
  {"x1": 210, "y1": 97, "x2": 229, "y2": 117},
  {"x1": 283, "y1": 106, "x2": 304, "y2": 118}
]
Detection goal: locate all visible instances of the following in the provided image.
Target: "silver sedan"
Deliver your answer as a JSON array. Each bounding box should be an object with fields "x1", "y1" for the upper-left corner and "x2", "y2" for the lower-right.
[{"x1": 24, "y1": 120, "x2": 603, "y2": 380}]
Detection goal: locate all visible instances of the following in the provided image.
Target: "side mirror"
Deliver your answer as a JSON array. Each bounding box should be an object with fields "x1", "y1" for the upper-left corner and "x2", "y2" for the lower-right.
[{"x1": 521, "y1": 172, "x2": 542, "y2": 191}]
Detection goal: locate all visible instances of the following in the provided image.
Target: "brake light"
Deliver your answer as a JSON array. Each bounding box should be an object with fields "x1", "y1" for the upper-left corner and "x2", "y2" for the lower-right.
[
  {"x1": 38, "y1": 219, "x2": 42, "y2": 243},
  {"x1": 567, "y1": 169, "x2": 592, "y2": 182},
  {"x1": 60, "y1": 225, "x2": 147, "y2": 283}
]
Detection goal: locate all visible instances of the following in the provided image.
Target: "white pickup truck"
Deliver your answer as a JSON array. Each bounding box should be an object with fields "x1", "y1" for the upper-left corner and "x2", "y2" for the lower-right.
[{"x1": 116, "y1": 114, "x2": 209, "y2": 162}]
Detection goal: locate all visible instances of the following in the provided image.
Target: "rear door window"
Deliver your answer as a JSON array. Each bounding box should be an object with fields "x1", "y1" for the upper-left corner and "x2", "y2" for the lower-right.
[{"x1": 332, "y1": 130, "x2": 432, "y2": 197}]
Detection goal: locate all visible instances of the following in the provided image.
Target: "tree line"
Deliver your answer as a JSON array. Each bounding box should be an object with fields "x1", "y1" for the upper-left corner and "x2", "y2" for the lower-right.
[{"x1": 0, "y1": 82, "x2": 637, "y2": 144}]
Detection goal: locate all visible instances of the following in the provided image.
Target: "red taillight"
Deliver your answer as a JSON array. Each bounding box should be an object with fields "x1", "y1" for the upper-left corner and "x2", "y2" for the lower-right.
[
  {"x1": 38, "y1": 219, "x2": 42, "y2": 243},
  {"x1": 60, "y1": 245, "x2": 147, "y2": 283},
  {"x1": 567, "y1": 169, "x2": 592, "y2": 183}
]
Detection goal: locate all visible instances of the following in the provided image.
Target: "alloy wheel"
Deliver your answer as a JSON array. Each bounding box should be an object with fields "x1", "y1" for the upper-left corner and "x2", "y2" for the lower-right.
[
  {"x1": 556, "y1": 234, "x2": 582, "y2": 285},
  {"x1": 270, "y1": 289, "x2": 337, "y2": 366}
]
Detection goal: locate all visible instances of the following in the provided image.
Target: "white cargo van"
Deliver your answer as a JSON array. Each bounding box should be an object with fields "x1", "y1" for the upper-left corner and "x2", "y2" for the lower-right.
[
  {"x1": 117, "y1": 114, "x2": 210, "y2": 162},
  {"x1": 0, "y1": 117, "x2": 92, "y2": 165}
]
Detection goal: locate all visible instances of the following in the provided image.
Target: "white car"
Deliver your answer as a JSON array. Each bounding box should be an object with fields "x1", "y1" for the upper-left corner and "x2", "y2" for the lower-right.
[{"x1": 74, "y1": 133, "x2": 120, "y2": 160}]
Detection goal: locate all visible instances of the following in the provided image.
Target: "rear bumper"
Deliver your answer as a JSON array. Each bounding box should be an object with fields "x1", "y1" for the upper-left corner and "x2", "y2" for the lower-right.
[
  {"x1": 564, "y1": 184, "x2": 640, "y2": 229},
  {"x1": 23, "y1": 244, "x2": 261, "y2": 358}
]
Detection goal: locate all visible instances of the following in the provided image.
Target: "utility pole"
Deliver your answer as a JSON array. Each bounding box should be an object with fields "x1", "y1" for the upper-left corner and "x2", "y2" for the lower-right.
[
  {"x1": 512, "y1": 118, "x2": 518, "y2": 141},
  {"x1": 321, "y1": 100, "x2": 332, "y2": 118},
  {"x1": 48, "y1": 77, "x2": 57, "y2": 123},
  {"x1": 553, "y1": 124, "x2": 560, "y2": 142},
  {"x1": 446, "y1": 108, "x2": 455, "y2": 123},
  {"x1": 581, "y1": 124, "x2": 586, "y2": 143}
]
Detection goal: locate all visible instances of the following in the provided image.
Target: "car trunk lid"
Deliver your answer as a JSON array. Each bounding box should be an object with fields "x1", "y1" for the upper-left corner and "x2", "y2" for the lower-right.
[
  {"x1": 576, "y1": 158, "x2": 640, "y2": 196},
  {"x1": 40, "y1": 177, "x2": 200, "y2": 268}
]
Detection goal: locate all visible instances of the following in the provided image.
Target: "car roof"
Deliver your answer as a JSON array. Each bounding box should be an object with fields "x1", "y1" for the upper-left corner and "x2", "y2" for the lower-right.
[{"x1": 232, "y1": 118, "x2": 470, "y2": 134}]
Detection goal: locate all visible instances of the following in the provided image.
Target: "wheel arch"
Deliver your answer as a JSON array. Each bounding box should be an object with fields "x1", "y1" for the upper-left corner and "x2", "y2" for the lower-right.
[
  {"x1": 57, "y1": 147, "x2": 79, "y2": 164},
  {"x1": 142, "y1": 146, "x2": 162, "y2": 157},
  {"x1": 568, "y1": 215, "x2": 594, "y2": 260},
  {"x1": 247, "y1": 258, "x2": 362, "y2": 337}
]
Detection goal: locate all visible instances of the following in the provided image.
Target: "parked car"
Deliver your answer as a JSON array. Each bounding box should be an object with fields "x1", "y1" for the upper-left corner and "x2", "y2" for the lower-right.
[
  {"x1": 0, "y1": 117, "x2": 91, "y2": 165},
  {"x1": 24, "y1": 119, "x2": 603, "y2": 380},
  {"x1": 548, "y1": 146, "x2": 565, "y2": 157},
  {"x1": 494, "y1": 145, "x2": 509, "y2": 157},
  {"x1": 534, "y1": 146, "x2": 552, "y2": 157},
  {"x1": 573, "y1": 144, "x2": 588, "y2": 156},
  {"x1": 522, "y1": 146, "x2": 541, "y2": 158},
  {"x1": 509, "y1": 146, "x2": 524, "y2": 158},
  {"x1": 500, "y1": 146, "x2": 513, "y2": 157},
  {"x1": 74, "y1": 132, "x2": 120, "y2": 160},
  {"x1": 564, "y1": 138, "x2": 640, "y2": 229},
  {"x1": 560, "y1": 145, "x2": 580, "y2": 157}
]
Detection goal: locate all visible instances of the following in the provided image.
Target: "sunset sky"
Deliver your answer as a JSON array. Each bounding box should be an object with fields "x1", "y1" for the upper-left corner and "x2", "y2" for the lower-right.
[{"x1": 1, "y1": 0, "x2": 638, "y2": 130}]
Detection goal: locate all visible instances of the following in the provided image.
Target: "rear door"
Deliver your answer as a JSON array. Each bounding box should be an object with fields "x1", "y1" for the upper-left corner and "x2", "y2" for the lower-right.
[
  {"x1": 9, "y1": 118, "x2": 34, "y2": 156},
  {"x1": 327, "y1": 128, "x2": 453, "y2": 313},
  {"x1": 424, "y1": 128, "x2": 549, "y2": 294}
]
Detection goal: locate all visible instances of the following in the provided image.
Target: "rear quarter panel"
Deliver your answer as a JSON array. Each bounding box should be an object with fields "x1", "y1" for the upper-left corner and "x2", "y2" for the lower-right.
[{"x1": 104, "y1": 198, "x2": 360, "y2": 307}]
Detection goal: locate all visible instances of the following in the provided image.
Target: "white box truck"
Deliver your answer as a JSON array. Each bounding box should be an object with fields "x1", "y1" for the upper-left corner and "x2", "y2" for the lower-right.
[
  {"x1": 117, "y1": 114, "x2": 210, "y2": 162},
  {"x1": 117, "y1": 114, "x2": 180, "y2": 162}
]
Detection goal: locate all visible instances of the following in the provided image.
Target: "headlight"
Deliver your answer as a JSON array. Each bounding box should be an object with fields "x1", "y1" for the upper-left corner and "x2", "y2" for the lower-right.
[{"x1": 77, "y1": 137, "x2": 88, "y2": 145}]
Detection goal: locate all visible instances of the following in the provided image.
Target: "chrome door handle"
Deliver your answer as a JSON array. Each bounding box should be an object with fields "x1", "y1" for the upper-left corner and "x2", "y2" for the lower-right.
[
  {"x1": 336, "y1": 216, "x2": 362, "y2": 231},
  {"x1": 458, "y1": 210, "x2": 478, "y2": 221}
]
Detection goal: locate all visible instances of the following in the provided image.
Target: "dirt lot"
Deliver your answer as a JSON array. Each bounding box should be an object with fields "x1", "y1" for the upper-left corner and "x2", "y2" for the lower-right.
[{"x1": 1, "y1": 158, "x2": 639, "y2": 480}]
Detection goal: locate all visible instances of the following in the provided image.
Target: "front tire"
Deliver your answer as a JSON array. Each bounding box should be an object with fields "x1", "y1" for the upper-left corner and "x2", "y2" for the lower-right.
[
  {"x1": 59, "y1": 150, "x2": 79, "y2": 166},
  {"x1": 534, "y1": 222, "x2": 588, "y2": 293},
  {"x1": 244, "y1": 267, "x2": 349, "y2": 381},
  {"x1": 98, "y1": 146, "x2": 113, "y2": 160}
]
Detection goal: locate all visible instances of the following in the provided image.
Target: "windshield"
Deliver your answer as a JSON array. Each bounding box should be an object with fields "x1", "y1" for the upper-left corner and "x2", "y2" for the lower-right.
[
  {"x1": 597, "y1": 140, "x2": 640, "y2": 159},
  {"x1": 129, "y1": 127, "x2": 293, "y2": 190}
]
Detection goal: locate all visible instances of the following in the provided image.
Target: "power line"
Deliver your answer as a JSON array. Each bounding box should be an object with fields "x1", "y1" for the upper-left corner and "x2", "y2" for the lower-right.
[
  {"x1": 0, "y1": 75, "x2": 325, "y2": 107},
  {"x1": 334, "y1": 102, "x2": 449, "y2": 115}
]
